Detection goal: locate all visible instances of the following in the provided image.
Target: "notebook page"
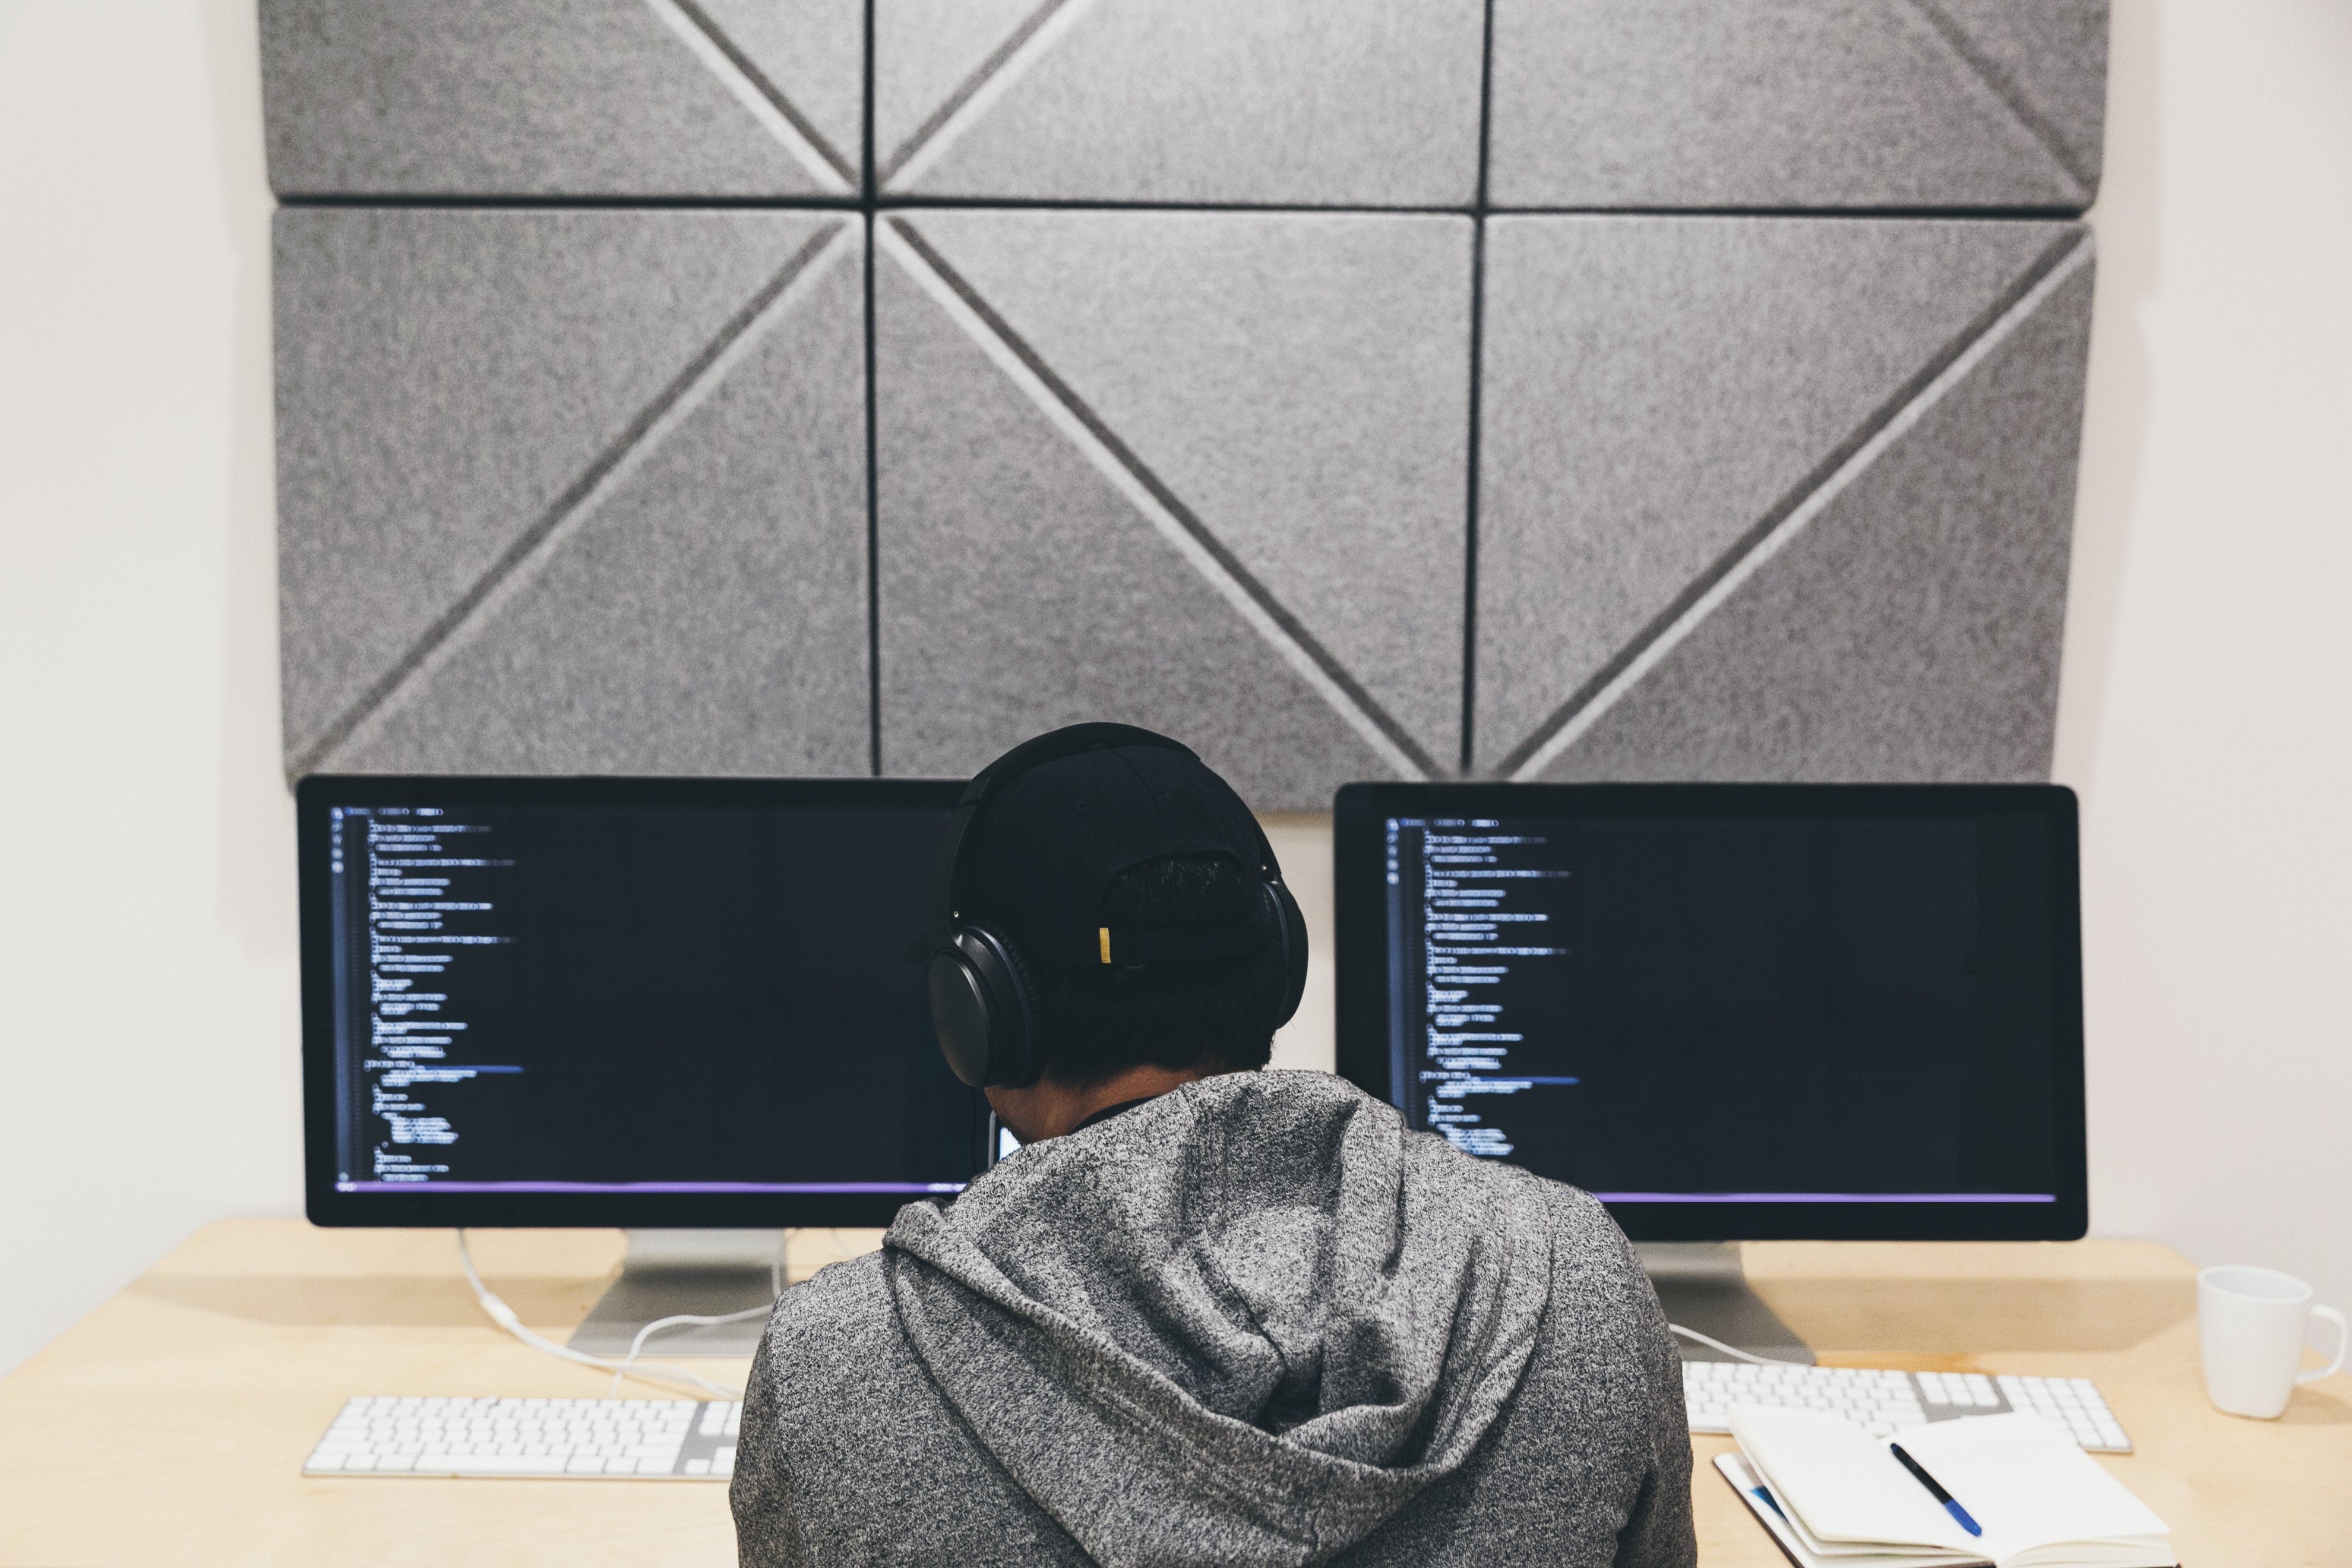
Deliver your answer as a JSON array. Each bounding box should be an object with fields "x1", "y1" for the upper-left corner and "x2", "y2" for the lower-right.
[
  {"x1": 1892, "y1": 1414, "x2": 2170, "y2": 1561},
  {"x1": 1777, "y1": 1485, "x2": 1985, "y2": 1567},
  {"x1": 1715, "y1": 1454, "x2": 1980, "y2": 1568},
  {"x1": 1731, "y1": 1406, "x2": 1978, "y2": 1553}
]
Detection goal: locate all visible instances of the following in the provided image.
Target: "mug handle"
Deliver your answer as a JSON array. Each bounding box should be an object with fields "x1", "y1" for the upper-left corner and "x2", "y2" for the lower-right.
[{"x1": 2297, "y1": 1305, "x2": 2348, "y2": 1386}]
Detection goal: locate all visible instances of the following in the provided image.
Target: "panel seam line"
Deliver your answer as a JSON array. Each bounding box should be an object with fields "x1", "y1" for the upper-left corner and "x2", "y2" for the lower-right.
[
  {"x1": 1461, "y1": 0, "x2": 1497, "y2": 776},
  {"x1": 862, "y1": 0, "x2": 882, "y2": 774}
]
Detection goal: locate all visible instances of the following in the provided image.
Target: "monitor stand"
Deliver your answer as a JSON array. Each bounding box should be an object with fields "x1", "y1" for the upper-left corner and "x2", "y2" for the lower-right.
[
  {"x1": 568, "y1": 1229, "x2": 786, "y2": 1358},
  {"x1": 1637, "y1": 1243, "x2": 1814, "y2": 1365}
]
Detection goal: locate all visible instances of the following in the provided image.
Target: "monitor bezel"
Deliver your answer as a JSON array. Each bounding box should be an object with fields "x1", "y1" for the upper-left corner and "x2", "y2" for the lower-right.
[
  {"x1": 297, "y1": 773, "x2": 977, "y2": 1230},
  {"x1": 1332, "y1": 781, "x2": 2087, "y2": 1243}
]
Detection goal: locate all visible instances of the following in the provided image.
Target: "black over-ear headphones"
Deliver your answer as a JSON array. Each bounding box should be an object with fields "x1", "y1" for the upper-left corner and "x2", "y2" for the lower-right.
[{"x1": 925, "y1": 723, "x2": 1311, "y2": 1089}]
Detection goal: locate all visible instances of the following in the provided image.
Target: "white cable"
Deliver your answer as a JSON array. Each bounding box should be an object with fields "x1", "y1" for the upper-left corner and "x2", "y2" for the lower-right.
[
  {"x1": 454, "y1": 1229, "x2": 742, "y2": 1402},
  {"x1": 603, "y1": 1233, "x2": 792, "y2": 1398},
  {"x1": 1668, "y1": 1322, "x2": 1813, "y2": 1367},
  {"x1": 606, "y1": 1303, "x2": 774, "y2": 1399}
]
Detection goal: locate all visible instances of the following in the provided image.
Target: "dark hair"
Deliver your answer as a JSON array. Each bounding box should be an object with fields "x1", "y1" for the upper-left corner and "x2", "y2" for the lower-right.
[{"x1": 1034, "y1": 853, "x2": 1283, "y2": 1085}]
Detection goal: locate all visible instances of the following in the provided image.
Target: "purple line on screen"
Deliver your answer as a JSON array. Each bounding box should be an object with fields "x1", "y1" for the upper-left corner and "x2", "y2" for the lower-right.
[
  {"x1": 1590, "y1": 1192, "x2": 2056, "y2": 1204},
  {"x1": 336, "y1": 1181, "x2": 965, "y2": 1194}
]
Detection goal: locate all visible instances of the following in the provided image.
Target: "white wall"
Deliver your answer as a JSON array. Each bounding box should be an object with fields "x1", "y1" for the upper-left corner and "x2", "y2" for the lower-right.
[
  {"x1": 1, "y1": 0, "x2": 2346, "y2": 1377},
  {"x1": 0, "y1": 0, "x2": 297, "y2": 1375},
  {"x1": 2062, "y1": 1, "x2": 2352, "y2": 1311}
]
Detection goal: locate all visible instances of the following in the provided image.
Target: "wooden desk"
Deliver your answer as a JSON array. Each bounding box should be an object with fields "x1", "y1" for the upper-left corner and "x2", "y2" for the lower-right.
[
  {"x1": 0, "y1": 1224, "x2": 2342, "y2": 1566},
  {"x1": 1715, "y1": 1242, "x2": 2350, "y2": 1567}
]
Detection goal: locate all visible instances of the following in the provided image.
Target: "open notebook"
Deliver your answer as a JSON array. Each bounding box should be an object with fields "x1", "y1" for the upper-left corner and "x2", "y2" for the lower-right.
[{"x1": 1718, "y1": 1407, "x2": 2172, "y2": 1568}]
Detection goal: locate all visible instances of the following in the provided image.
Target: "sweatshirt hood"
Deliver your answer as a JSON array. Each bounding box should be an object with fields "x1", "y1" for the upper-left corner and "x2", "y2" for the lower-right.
[{"x1": 883, "y1": 1071, "x2": 1556, "y2": 1567}]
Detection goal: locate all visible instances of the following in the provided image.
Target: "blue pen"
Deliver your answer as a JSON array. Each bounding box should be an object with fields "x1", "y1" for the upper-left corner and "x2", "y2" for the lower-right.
[{"x1": 1890, "y1": 1444, "x2": 1983, "y2": 1538}]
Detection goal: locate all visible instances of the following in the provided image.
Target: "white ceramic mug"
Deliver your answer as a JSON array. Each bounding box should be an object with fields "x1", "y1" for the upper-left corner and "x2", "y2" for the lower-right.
[{"x1": 2197, "y1": 1264, "x2": 2348, "y2": 1419}]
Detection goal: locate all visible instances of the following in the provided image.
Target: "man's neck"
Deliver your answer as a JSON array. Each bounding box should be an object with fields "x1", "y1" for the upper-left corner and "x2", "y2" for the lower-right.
[{"x1": 984, "y1": 1063, "x2": 1219, "y2": 1143}]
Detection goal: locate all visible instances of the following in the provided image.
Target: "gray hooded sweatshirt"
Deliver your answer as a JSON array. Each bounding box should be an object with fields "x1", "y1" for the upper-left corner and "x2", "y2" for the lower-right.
[{"x1": 731, "y1": 1071, "x2": 1693, "y2": 1567}]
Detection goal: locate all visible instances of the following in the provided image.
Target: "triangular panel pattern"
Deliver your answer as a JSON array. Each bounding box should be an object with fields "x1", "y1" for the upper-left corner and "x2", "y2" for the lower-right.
[
  {"x1": 260, "y1": 0, "x2": 836, "y2": 197},
  {"x1": 273, "y1": 208, "x2": 843, "y2": 766},
  {"x1": 905, "y1": 209, "x2": 1471, "y2": 770},
  {"x1": 872, "y1": 252, "x2": 1398, "y2": 810},
  {"x1": 1534, "y1": 255, "x2": 2094, "y2": 783},
  {"x1": 693, "y1": 0, "x2": 867, "y2": 180},
  {"x1": 1485, "y1": 0, "x2": 2092, "y2": 210},
  {"x1": 880, "y1": 0, "x2": 1482, "y2": 204},
  {"x1": 328, "y1": 232, "x2": 871, "y2": 776},
  {"x1": 1474, "y1": 215, "x2": 2078, "y2": 772}
]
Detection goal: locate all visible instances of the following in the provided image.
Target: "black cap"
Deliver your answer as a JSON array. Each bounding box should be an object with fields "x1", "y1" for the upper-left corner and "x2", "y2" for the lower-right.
[{"x1": 949, "y1": 731, "x2": 1278, "y2": 971}]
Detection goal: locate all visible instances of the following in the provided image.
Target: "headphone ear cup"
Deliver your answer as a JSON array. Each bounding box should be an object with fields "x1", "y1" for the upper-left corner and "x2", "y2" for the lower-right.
[
  {"x1": 983, "y1": 928, "x2": 1045, "y2": 1088},
  {"x1": 929, "y1": 946, "x2": 997, "y2": 1089},
  {"x1": 934, "y1": 924, "x2": 1044, "y2": 1089},
  {"x1": 1265, "y1": 880, "x2": 1310, "y2": 1032}
]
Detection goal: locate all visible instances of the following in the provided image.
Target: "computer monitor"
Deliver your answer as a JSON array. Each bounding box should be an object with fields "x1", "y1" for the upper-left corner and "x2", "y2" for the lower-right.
[
  {"x1": 1333, "y1": 783, "x2": 2087, "y2": 1245},
  {"x1": 298, "y1": 775, "x2": 982, "y2": 1232}
]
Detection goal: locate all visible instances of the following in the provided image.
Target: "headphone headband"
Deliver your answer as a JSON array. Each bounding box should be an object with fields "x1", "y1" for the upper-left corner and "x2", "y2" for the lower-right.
[
  {"x1": 924, "y1": 723, "x2": 1307, "y2": 1092},
  {"x1": 925, "y1": 723, "x2": 1196, "y2": 957}
]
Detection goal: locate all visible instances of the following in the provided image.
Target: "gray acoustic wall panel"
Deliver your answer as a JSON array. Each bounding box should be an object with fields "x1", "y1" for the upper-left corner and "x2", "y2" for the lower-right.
[
  {"x1": 275, "y1": 210, "x2": 868, "y2": 777},
  {"x1": 874, "y1": 0, "x2": 1484, "y2": 205},
  {"x1": 1475, "y1": 215, "x2": 2082, "y2": 774},
  {"x1": 1514, "y1": 239, "x2": 2095, "y2": 783},
  {"x1": 265, "y1": 3, "x2": 2108, "y2": 802},
  {"x1": 259, "y1": 0, "x2": 862, "y2": 197},
  {"x1": 873, "y1": 216, "x2": 1458, "y2": 808},
  {"x1": 1487, "y1": 0, "x2": 2107, "y2": 212}
]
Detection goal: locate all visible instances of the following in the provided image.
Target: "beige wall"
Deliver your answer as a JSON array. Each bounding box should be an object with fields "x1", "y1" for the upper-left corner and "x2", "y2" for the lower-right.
[
  {"x1": 2061, "y1": 1, "x2": 2352, "y2": 1310},
  {"x1": 0, "y1": 1, "x2": 294, "y2": 1375},
  {"x1": 1, "y1": 0, "x2": 2345, "y2": 1376}
]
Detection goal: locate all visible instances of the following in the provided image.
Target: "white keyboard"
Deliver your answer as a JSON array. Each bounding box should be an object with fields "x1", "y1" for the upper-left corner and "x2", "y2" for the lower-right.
[
  {"x1": 1682, "y1": 1362, "x2": 2132, "y2": 1453},
  {"x1": 302, "y1": 1396, "x2": 742, "y2": 1479}
]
